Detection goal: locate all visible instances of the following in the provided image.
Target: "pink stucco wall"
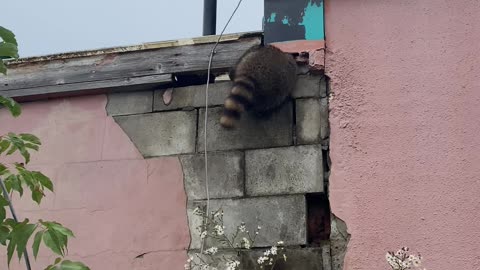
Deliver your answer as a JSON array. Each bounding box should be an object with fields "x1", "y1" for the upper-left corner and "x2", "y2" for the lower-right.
[
  {"x1": 0, "y1": 95, "x2": 189, "y2": 269},
  {"x1": 325, "y1": 0, "x2": 480, "y2": 269}
]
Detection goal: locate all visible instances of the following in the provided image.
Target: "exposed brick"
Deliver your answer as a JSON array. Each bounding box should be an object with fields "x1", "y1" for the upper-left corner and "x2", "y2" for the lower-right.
[
  {"x1": 245, "y1": 145, "x2": 324, "y2": 196},
  {"x1": 188, "y1": 195, "x2": 306, "y2": 249},
  {"x1": 197, "y1": 103, "x2": 293, "y2": 151},
  {"x1": 180, "y1": 151, "x2": 244, "y2": 200},
  {"x1": 153, "y1": 81, "x2": 232, "y2": 111},
  {"x1": 106, "y1": 91, "x2": 153, "y2": 116},
  {"x1": 114, "y1": 111, "x2": 196, "y2": 157},
  {"x1": 296, "y1": 98, "x2": 329, "y2": 144}
]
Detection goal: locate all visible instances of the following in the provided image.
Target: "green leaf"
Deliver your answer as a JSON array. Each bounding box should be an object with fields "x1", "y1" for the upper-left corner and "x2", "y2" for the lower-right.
[
  {"x1": 32, "y1": 230, "x2": 44, "y2": 259},
  {"x1": 0, "y1": 225, "x2": 10, "y2": 245},
  {"x1": 0, "y1": 26, "x2": 18, "y2": 46},
  {"x1": 0, "y1": 195, "x2": 9, "y2": 221},
  {"x1": 48, "y1": 222, "x2": 74, "y2": 238},
  {"x1": 7, "y1": 235, "x2": 15, "y2": 266},
  {"x1": 6, "y1": 133, "x2": 30, "y2": 163},
  {"x1": 18, "y1": 146, "x2": 30, "y2": 164},
  {"x1": 0, "y1": 194, "x2": 9, "y2": 206},
  {"x1": 6, "y1": 174, "x2": 23, "y2": 196},
  {"x1": 3, "y1": 218, "x2": 16, "y2": 227},
  {"x1": 43, "y1": 230, "x2": 64, "y2": 256},
  {"x1": 0, "y1": 42, "x2": 19, "y2": 59},
  {"x1": 19, "y1": 133, "x2": 41, "y2": 145},
  {"x1": 0, "y1": 60, "x2": 6, "y2": 75},
  {"x1": 32, "y1": 188, "x2": 44, "y2": 204},
  {"x1": 25, "y1": 143, "x2": 40, "y2": 151},
  {"x1": 0, "y1": 207, "x2": 5, "y2": 223},
  {"x1": 0, "y1": 140, "x2": 11, "y2": 154},
  {"x1": 0, "y1": 163, "x2": 8, "y2": 175},
  {"x1": 59, "y1": 260, "x2": 90, "y2": 270},
  {"x1": 0, "y1": 96, "x2": 21, "y2": 117},
  {"x1": 13, "y1": 223, "x2": 37, "y2": 261},
  {"x1": 33, "y1": 171, "x2": 54, "y2": 192}
]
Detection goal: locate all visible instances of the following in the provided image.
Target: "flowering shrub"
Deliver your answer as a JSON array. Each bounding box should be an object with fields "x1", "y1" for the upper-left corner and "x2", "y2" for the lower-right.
[
  {"x1": 186, "y1": 207, "x2": 287, "y2": 270},
  {"x1": 386, "y1": 247, "x2": 426, "y2": 270}
]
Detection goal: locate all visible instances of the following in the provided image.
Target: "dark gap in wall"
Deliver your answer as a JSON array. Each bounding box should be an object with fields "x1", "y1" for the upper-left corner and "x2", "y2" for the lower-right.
[
  {"x1": 173, "y1": 72, "x2": 216, "y2": 88},
  {"x1": 292, "y1": 98, "x2": 297, "y2": 145},
  {"x1": 241, "y1": 151, "x2": 247, "y2": 196},
  {"x1": 194, "y1": 109, "x2": 200, "y2": 153},
  {"x1": 322, "y1": 148, "x2": 330, "y2": 188},
  {"x1": 306, "y1": 193, "x2": 331, "y2": 246}
]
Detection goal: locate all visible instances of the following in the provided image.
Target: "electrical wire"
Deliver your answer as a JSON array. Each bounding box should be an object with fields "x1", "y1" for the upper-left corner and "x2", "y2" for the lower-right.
[{"x1": 201, "y1": 0, "x2": 244, "y2": 254}]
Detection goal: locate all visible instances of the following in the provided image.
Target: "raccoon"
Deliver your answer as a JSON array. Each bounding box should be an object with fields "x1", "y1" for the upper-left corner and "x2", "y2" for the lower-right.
[{"x1": 219, "y1": 45, "x2": 297, "y2": 128}]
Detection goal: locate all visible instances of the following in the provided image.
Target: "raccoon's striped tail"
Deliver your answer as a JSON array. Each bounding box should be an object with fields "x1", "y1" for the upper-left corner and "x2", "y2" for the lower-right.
[{"x1": 220, "y1": 79, "x2": 255, "y2": 128}]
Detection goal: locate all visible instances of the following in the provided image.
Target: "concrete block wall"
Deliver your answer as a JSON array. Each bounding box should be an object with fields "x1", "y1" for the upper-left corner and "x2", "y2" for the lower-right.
[{"x1": 107, "y1": 74, "x2": 331, "y2": 269}]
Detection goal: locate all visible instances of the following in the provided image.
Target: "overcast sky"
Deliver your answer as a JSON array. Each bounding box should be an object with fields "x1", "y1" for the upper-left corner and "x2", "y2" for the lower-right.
[{"x1": 2, "y1": 0, "x2": 263, "y2": 57}]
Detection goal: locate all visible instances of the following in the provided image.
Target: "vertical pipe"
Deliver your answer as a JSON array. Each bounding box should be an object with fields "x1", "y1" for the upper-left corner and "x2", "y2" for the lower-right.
[{"x1": 203, "y1": 0, "x2": 217, "y2": 35}]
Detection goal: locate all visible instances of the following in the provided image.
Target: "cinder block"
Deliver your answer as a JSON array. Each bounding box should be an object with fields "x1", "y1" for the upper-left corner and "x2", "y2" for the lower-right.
[
  {"x1": 106, "y1": 91, "x2": 153, "y2": 116},
  {"x1": 180, "y1": 151, "x2": 244, "y2": 200},
  {"x1": 293, "y1": 75, "x2": 326, "y2": 98},
  {"x1": 153, "y1": 81, "x2": 232, "y2": 111},
  {"x1": 197, "y1": 103, "x2": 293, "y2": 151},
  {"x1": 239, "y1": 245, "x2": 331, "y2": 270},
  {"x1": 296, "y1": 98, "x2": 329, "y2": 144},
  {"x1": 188, "y1": 195, "x2": 306, "y2": 249},
  {"x1": 114, "y1": 111, "x2": 196, "y2": 157},
  {"x1": 245, "y1": 145, "x2": 324, "y2": 196}
]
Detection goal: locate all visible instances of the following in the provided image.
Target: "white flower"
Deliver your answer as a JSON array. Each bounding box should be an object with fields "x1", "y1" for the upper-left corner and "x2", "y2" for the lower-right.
[
  {"x1": 213, "y1": 225, "x2": 224, "y2": 235},
  {"x1": 226, "y1": 260, "x2": 240, "y2": 270},
  {"x1": 264, "y1": 249, "x2": 271, "y2": 256},
  {"x1": 239, "y1": 224, "x2": 246, "y2": 232},
  {"x1": 242, "y1": 237, "x2": 251, "y2": 249},
  {"x1": 204, "y1": 246, "x2": 218, "y2": 255},
  {"x1": 257, "y1": 256, "x2": 268, "y2": 265},
  {"x1": 257, "y1": 226, "x2": 262, "y2": 230},
  {"x1": 270, "y1": 246, "x2": 278, "y2": 255},
  {"x1": 200, "y1": 231, "x2": 207, "y2": 239},
  {"x1": 277, "y1": 241, "x2": 284, "y2": 245}
]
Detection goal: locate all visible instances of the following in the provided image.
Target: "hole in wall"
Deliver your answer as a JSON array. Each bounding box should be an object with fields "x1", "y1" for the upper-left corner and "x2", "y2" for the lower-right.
[{"x1": 306, "y1": 193, "x2": 331, "y2": 246}]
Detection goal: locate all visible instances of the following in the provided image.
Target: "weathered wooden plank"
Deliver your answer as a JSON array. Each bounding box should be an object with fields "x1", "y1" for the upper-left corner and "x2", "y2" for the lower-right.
[
  {"x1": 0, "y1": 33, "x2": 261, "y2": 100},
  {"x1": 1, "y1": 74, "x2": 172, "y2": 101}
]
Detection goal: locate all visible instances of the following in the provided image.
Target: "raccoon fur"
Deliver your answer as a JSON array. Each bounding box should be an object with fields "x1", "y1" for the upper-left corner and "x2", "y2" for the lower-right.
[{"x1": 219, "y1": 45, "x2": 297, "y2": 128}]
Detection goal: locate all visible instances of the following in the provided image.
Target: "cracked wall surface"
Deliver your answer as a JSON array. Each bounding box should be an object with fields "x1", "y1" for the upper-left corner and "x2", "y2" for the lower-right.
[
  {"x1": 325, "y1": 0, "x2": 480, "y2": 269},
  {"x1": 0, "y1": 95, "x2": 189, "y2": 269}
]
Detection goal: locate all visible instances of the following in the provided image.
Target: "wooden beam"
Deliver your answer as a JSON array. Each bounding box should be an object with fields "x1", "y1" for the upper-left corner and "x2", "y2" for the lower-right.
[
  {"x1": 1, "y1": 74, "x2": 172, "y2": 101},
  {"x1": 0, "y1": 32, "x2": 262, "y2": 100}
]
